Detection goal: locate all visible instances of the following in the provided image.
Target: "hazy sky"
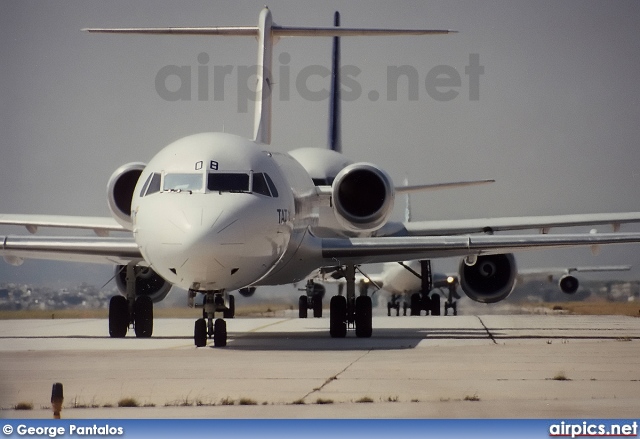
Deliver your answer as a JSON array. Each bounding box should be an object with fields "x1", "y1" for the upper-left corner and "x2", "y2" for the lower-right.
[{"x1": 1, "y1": 0, "x2": 640, "y2": 286}]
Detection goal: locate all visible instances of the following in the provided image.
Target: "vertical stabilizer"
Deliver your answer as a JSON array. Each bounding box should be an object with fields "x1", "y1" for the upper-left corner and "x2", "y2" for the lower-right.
[
  {"x1": 404, "y1": 177, "x2": 412, "y2": 223},
  {"x1": 328, "y1": 12, "x2": 342, "y2": 153},
  {"x1": 84, "y1": 8, "x2": 455, "y2": 146},
  {"x1": 253, "y1": 8, "x2": 274, "y2": 145}
]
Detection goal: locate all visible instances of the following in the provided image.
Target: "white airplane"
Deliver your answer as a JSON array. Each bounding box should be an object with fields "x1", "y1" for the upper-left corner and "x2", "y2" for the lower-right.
[
  {"x1": 304, "y1": 261, "x2": 632, "y2": 318},
  {"x1": 3, "y1": 8, "x2": 640, "y2": 347}
]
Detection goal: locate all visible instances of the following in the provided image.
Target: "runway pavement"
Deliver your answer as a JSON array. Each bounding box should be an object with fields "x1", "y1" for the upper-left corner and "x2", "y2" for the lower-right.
[{"x1": 1, "y1": 312, "x2": 639, "y2": 418}]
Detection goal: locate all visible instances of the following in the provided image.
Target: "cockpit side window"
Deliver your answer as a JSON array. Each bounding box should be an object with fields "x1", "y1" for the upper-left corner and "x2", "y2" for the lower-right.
[
  {"x1": 139, "y1": 174, "x2": 153, "y2": 197},
  {"x1": 264, "y1": 173, "x2": 278, "y2": 197},
  {"x1": 163, "y1": 173, "x2": 203, "y2": 192},
  {"x1": 207, "y1": 173, "x2": 250, "y2": 193},
  {"x1": 252, "y1": 173, "x2": 271, "y2": 196},
  {"x1": 141, "y1": 173, "x2": 161, "y2": 196}
]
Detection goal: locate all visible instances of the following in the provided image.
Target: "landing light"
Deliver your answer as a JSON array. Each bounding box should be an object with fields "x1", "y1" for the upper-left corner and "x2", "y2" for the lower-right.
[{"x1": 447, "y1": 276, "x2": 455, "y2": 284}]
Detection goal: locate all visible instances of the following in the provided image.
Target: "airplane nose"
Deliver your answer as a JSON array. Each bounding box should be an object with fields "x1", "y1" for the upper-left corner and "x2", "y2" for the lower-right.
[{"x1": 137, "y1": 195, "x2": 282, "y2": 291}]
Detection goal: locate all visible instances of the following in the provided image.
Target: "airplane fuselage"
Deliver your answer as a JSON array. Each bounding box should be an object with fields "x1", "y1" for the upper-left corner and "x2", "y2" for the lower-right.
[{"x1": 132, "y1": 132, "x2": 321, "y2": 291}]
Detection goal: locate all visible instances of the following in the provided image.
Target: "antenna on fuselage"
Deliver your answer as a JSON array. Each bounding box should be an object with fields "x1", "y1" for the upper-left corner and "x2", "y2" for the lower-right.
[{"x1": 84, "y1": 8, "x2": 456, "y2": 146}]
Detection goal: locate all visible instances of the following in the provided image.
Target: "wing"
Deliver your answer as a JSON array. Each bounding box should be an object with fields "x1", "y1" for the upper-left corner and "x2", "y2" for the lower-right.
[
  {"x1": 321, "y1": 232, "x2": 640, "y2": 264},
  {"x1": 0, "y1": 214, "x2": 127, "y2": 236},
  {"x1": 518, "y1": 265, "x2": 631, "y2": 278},
  {"x1": 400, "y1": 212, "x2": 640, "y2": 236},
  {"x1": 1, "y1": 235, "x2": 141, "y2": 265},
  {"x1": 517, "y1": 265, "x2": 632, "y2": 286}
]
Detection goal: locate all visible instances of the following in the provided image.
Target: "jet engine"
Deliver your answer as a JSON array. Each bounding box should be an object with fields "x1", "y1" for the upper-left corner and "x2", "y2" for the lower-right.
[
  {"x1": 238, "y1": 287, "x2": 257, "y2": 297},
  {"x1": 107, "y1": 162, "x2": 146, "y2": 229},
  {"x1": 115, "y1": 265, "x2": 172, "y2": 303},
  {"x1": 458, "y1": 253, "x2": 517, "y2": 303},
  {"x1": 331, "y1": 163, "x2": 394, "y2": 233},
  {"x1": 558, "y1": 275, "x2": 579, "y2": 294}
]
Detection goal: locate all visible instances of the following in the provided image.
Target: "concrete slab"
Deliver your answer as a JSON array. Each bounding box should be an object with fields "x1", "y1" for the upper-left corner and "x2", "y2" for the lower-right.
[{"x1": 0, "y1": 315, "x2": 639, "y2": 418}]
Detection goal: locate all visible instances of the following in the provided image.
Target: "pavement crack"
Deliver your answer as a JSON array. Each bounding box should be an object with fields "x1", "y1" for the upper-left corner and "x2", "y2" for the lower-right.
[
  {"x1": 302, "y1": 349, "x2": 372, "y2": 400},
  {"x1": 476, "y1": 316, "x2": 497, "y2": 344}
]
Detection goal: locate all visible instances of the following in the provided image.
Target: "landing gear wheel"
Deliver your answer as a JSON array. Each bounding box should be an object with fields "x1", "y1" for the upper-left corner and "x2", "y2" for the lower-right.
[
  {"x1": 355, "y1": 295, "x2": 372, "y2": 338},
  {"x1": 444, "y1": 300, "x2": 458, "y2": 316},
  {"x1": 430, "y1": 293, "x2": 441, "y2": 316},
  {"x1": 298, "y1": 295, "x2": 308, "y2": 318},
  {"x1": 223, "y1": 295, "x2": 235, "y2": 319},
  {"x1": 109, "y1": 296, "x2": 129, "y2": 338},
  {"x1": 194, "y1": 318, "x2": 207, "y2": 347},
  {"x1": 312, "y1": 296, "x2": 323, "y2": 318},
  {"x1": 133, "y1": 296, "x2": 153, "y2": 338},
  {"x1": 213, "y1": 318, "x2": 227, "y2": 347},
  {"x1": 422, "y1": 295, "x2": 432, "y2": 316},
  {"x1": 387, "y1": 302, "x2": 392, "y2": 316},
  {"x1": 329, "y1": 295, "x2": 347, "y2": 338},
  {"x1": 410, "y1": 293, "x2": 421, "y2": 316}
]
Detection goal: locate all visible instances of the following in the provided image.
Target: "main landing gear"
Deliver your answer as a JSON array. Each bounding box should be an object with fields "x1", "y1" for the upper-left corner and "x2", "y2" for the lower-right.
[
  {"x1": 298, "y1": 279, "x2": 324, "y2": 318},
  {"x1": 398, "y1": 260, "x2": 461, "y2": 316},
  {"x1": 192, "y1": 290, "x2": 235, "y2": 347},
  {"x1": 108, "y1": 263, "x2": 153, "y2": 338},
  {"x1": 329, "y1": 264, "x2": 373, "y2": 338}
]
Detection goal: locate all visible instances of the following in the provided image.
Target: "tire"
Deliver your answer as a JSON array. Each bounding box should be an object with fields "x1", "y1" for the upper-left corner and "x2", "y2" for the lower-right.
[
  {"x1": 194, "y1": 318, "x2": 207, "y2": 347},
  {"x1": 355, "y1": 295, "x2": 372, "y2": 338},
  {"x1": 422, "y1": 294, "x2": 432, "y2": 316},
  {"x1": 329, "y1": 295, "x2": 347, "y2": 338},
  {"x1": 298, "y1": 295, "x2": 308, "y2": 319},
  {"x1": 430, "y1": 293, "x2": 441, "y2": 316},
  {"x1": 312, "y1": 296, "x2": 323, "y2": 318},
  {"x1": 109, "y1": 295, "x2": 129, "y2": 338},
  {"x1": 410, "y1": 293, "x2": 421, "y2": 316},
  {"x1": 133, "y1": 296, "x2": 153, "y2": 338},
  {"x1": 213, "y1": 318, "x2": 227, "y2": 347}
]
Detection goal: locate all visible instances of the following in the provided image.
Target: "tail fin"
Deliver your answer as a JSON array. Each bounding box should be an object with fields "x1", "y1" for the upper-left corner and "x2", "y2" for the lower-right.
[
  {"x1": 328, "y1": 12, "x2": 342, "y2": 153},
  {"x1": 404, "y1": 177, "x2": 412, "y2": 223},
  {"x1": 84, "y1": 8, "x2": 455, "y2": 146}
]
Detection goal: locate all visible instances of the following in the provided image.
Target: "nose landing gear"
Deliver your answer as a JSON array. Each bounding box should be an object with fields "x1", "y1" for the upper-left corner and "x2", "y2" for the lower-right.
[{"x1": 192, "y1": 290, "x2": 234, "y2": 347}]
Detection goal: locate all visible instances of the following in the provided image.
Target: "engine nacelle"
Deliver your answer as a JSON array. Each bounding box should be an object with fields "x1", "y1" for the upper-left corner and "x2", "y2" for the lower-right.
[
  {"x1": 331, "y1": 163, "x2": 394, "y2": 233},
  {"x1": 559, "y1": 275, "x2": 579, "y2": 294},
  {"x1": 107, "y1": 162, "x2": 146, "y2": 229},
  {"x1": 115, "y1": 265, "x2": 172, "y2": 303},
  {"x1": 459, "y1": 253, "x2": 517, "y2": 303},
  {"x1": 238, "y1": 287, "x2": 257, "y2": 298}
]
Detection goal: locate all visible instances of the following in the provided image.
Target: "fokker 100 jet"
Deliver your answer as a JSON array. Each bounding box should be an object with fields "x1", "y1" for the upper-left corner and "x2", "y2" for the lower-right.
[
  {"x1": 2, "y1": 8, "x2": 640, "y2": 347},
  {"x1": 301, "y1": 260, "x2": 631, "y2": 317}
]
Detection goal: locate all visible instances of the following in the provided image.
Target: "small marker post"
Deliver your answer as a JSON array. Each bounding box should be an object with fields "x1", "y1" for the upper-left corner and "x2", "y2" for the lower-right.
[{"x1": 51, "y1": 383, "x2": 63, "y2": 419}]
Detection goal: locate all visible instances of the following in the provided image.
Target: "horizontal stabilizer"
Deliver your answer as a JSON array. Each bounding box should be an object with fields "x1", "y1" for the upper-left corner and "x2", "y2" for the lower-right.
[
  {"x1": 396, "y1": 179, "x2": 495, "y2": 193},
  {"x1": 403, "y1": 212, "x2": 640, "y2": 236},
  {"x1": 83, "y1": 26, "x2": 456, "y2": 37}
]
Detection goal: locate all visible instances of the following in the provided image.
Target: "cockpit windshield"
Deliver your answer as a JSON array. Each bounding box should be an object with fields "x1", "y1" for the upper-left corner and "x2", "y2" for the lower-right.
[
  {"x1": 206, "y1": 172, "x2": 279, "y2": 197},
  {"x1": 207, "y1": 173, "x2": 250, "y2": 193},
  {"x1": 163, "y1": 173, "x2": 203, "y2": 192}
]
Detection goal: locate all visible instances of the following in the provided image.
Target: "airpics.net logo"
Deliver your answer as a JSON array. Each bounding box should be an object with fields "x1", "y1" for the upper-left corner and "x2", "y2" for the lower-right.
[
  {"x1": 154, "y1": 52, "x2": 483, "y2": 111},
  {"x1": 549, "y1": 421, "x2": 638, "y2": 438}
]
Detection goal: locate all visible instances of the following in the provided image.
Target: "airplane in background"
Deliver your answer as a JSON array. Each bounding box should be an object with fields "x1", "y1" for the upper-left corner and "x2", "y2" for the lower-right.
[
  {"x1": 299, "y1": 261, "x2": 632, "y2": 318},
  {"x1": 3, "y1": 9, "x2": 640, "y2": 348}
]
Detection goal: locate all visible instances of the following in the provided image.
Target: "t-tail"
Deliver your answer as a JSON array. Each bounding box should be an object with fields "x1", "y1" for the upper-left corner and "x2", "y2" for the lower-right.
[{"x1": 84, "y1": 8, "x2": 455, "y2": 145}]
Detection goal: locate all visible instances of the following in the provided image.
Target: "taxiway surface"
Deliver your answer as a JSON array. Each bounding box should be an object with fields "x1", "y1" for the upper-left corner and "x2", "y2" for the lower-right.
[{"x1": 1, "y1": 313, "x2": 639, "y2": 418}]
